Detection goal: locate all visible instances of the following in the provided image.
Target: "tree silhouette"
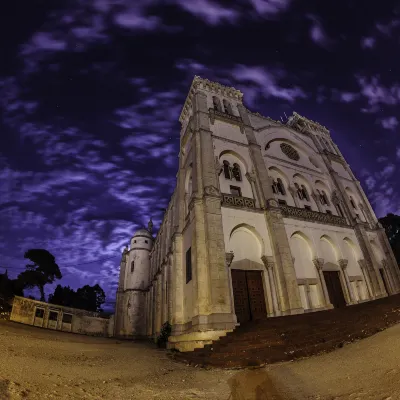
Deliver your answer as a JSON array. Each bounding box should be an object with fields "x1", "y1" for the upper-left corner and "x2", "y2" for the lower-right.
[
  {"x1": 48, "y1": 283, "x2": 106, "y2": 312},
  {"x1": 18, "y1": 249, "x2": 62, "y2": 302},
  {"x1": 379, "y1": 213, "x2": 400, "y2": 266}
]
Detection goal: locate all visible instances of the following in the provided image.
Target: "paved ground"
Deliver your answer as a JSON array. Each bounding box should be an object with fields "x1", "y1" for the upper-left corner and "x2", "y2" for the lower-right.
[
  {"x1": 0, "y1": 321, "x2": 234, "y2": 399},
  {"x1": 2, "y1": 320, "x2": 400, "y2": 399}
]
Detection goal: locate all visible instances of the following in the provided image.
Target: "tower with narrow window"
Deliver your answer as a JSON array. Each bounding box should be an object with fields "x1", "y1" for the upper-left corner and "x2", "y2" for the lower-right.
[{"x1": 114, "y1": 220, "x2": 153, "y2": 338}]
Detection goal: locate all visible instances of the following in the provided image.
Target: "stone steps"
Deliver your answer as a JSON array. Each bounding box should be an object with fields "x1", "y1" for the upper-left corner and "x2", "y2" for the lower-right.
[{"x1": 171, "y1": 295, "x2": 400, "y2": 369}]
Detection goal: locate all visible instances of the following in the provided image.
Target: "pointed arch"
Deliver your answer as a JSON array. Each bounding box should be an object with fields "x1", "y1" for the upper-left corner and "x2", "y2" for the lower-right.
[
  {"x1": 229, "y1": 223, "x2": 265, "y2": 256},
  {"x1": 219, "y1": 149, "x2": 249, "y2": 173},
  {"x1": 343, "y1": 237, "x2": 361, "y2": 260},
  {"x1": 320, "y1": 235, "x2": 339, "y2": 260},
  {"x1": 290, "y1": 231, "x2": 316, "y2": 259}
]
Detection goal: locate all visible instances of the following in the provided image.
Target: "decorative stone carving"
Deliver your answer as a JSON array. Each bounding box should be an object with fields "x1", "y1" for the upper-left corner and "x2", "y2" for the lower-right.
[
  {"x1": 226, "y1": 252, "x2": 234, "y2": 267},
  {"x1": 266, "y1": 198, "x2": 279, "y2": 208},
  {"x1": 358, "y1": 259, "x2": 366, "y2": 269},
  {"x1": 279, "y1": 204, "x2": 347, "y2": 226},
  {"x1": 245, "y1": 171, "x2": 256, "y2": 183},
  {"x1": 122, "y1": 247, "x2": 128, "y2": 262},
  {"x1": 381, "y1": 258, "x2": 388, "y2": 268},
  {"x1": 148, "y1": 217, "x2": 153, "y2": 234},
  {"x1": 204, "y1": 185, "x2": 220, "y2": 196},
  {"x1": 312, "y1": 258, "x2": 325, "y2": 270},
  {"x1": 222, "y1": 193, "x2": 255, "y2": 209},
  {"x1": 286, "y1": 111, "x2": 330, "y2": 135},
  {"x1": 261, "y1": 255, "x2": 274, "y2": 269},
  {"x1": 209, "y1": 108, "x2": 243, "y2": 129},
  {"x1": 280, "y1": 143, "x2": 300, "y2": 161},
  {"x1": 338, "y1": 259, "x2": 348, "y2": 269}
]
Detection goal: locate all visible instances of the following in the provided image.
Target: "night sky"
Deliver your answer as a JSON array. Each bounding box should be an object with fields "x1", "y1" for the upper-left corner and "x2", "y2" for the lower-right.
[{"x1": 1, "y1": 0, "x2": 399, "y2": 309}]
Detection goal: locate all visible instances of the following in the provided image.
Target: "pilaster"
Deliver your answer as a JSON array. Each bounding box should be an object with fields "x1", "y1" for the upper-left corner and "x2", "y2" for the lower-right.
[
  {"x1": 289, "y1": 186, "x2": 300, "y2": 208},
  {"x1": 264, "y1": 204, "x2": 303, "y2": 314},
  {"x1": 171, "y1": 233, "x2": 184, "y2": 329},
  {"x1": 358, "y1": 259, "x2": 374, "y2": 299},
  {"x1": 312, "y1": 192, "x2": 323, "y2": 213},
  {"x1": 261, "y1": 255, "x2": 280, "y2": 316},
  {"x1": 312, "y1": 258, "x2": 333, "y2": 308},
  {"x1": 338, "y1": 259, "x2": 356, "y2": 304}
]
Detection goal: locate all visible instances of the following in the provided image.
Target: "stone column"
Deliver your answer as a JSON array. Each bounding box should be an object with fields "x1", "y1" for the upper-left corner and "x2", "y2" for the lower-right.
[
  {"x1": 261, "y1": 255, "x2": 278, "y2": 315},
  {"x1": 167, "y1": 256, "x2": 173, "y2": 323},
  {"x1": 304, "y1": 282, "x2": 312, "y2": 310},
  {"x1": 312, "y1": 192, "x2": 323, "y2": 213},
  {"x1": 170, "y1": 233, "x2": 185, "y2": 333},
  {"x1": 313, "y1": 258, "x2": 332, "y2": 308},
  {"x1": 377, "y1": 225, "x2": 400, "y2": 291},
  {"x1": 288, "y1": 186, "x2": 300, "y2": 208},
  {"x1": 381, "y1": 259, "x2": 394, "y2": 294},
  {"x1": 161, "y1": 263, "x2": 167, "y2": 325},
  {"x1": 245, "y1": 171, "x2": 260, "y2": 208},
  {"x1": 265, "y1": 204, "x2": 303, "y2": 314},
  {"x1": 358, "y1": 259, "x2": 373, "y2": 299},
  {"x1": 338, "y1": 259, "x2": 356, "y2": 304},
  {"x1": 354, "y1": 224, "x2": 386, "y2": 297},
  {"x1": 225, "y1": 252, "x2": 237, "y2": 321},
  {"x1": 155, "y1": 275, "x2": 162, "y2": 335}
]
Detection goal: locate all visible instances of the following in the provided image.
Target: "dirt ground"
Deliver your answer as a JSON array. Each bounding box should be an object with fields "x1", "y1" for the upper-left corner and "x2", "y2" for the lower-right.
[
  {"x1": 0, "y1": 321, "x2": 234, "y2": 400},
  {"x1": 2, "y1": 320, "x2": 400, "y2": 400}
]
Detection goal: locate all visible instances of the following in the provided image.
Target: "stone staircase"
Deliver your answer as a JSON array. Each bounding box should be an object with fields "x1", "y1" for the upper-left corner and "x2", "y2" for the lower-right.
[{"x1": 171, "y1": 294, "x2": 400, "y2": 368}]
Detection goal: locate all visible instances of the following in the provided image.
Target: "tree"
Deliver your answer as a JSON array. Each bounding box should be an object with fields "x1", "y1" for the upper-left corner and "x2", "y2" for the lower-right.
[
  {"x1": 48, "y1": 285, "x2": 76, "y2": 307},
  {"x1": 17, "y1": 249, "x2": 62, "y2": 302},
  {"x1": 75, "y1": 284, "x2": 106, "y2": 312},
  {"x1": 0, "y1": 270, "x2": 24, "y2": 312},
  {"x1": 48, "y1": 283, "x2": 106, "y2": 312},
  {"x1": 379, "y1": 213, "x2": 400, "y2": 265}
]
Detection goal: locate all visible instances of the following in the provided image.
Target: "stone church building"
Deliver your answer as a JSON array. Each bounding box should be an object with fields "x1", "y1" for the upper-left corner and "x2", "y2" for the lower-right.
[{"x1": 114, "y1": 76, "x2": 400, "y2": 351}]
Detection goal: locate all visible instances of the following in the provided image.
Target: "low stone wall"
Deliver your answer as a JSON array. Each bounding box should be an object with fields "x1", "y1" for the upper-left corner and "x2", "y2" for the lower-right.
[{"x1": 10, "y1": 296, "x2": 114, "y2": 337}]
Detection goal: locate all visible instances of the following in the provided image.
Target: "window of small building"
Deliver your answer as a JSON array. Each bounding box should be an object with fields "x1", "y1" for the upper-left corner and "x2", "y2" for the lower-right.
[
  {"x1": 35, "y1": 308, "x2": 44, "y2": 318},
  {"x1": 278, "y1": 199, "x2": 287, "y2": 205},
  {"x1": 230, "y1": 185, "x2": 242, "y2": 197},
  {"x1": 49, "y1": 311, "x2": 58, "y2": 321},
  {"x1": 304, "y1": 205, "x2": 312, "y2": 211},
  {"x1": 145, "y1": 240, "x2": 148, "y2": 243},
  {"x1": 62, "y1": 313, "x2": 72, "y2": 324},
  {"x1": 326, "y1": 210, "x2": 332, "y2": 215},
  {"x1": 134, "y1": 240, "x2": 136, "y2": 243},
  {"x1": 186, "y1": 247, "x2": 192, "y2": 284}
]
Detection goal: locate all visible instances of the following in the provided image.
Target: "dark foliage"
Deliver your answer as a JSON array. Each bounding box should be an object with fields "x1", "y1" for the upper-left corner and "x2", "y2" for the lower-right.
[
  {"x1": 48, "y1": 283, "x2": 106, "y2": 312},
  {"x1": 379, "y1": 213, "x2": 400, "y2": 265},
  {"x1": 17, "y1": 249, "x2": 62, "y2": 302},
  {"x1": 156, "y1": 322, "x2": 172, "y2": 348},
  {"x1": 0, "y1": 271, "x2": 24, "y2": 313}
]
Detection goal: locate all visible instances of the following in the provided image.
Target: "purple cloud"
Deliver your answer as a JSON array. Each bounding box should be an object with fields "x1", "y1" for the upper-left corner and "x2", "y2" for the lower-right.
[{"x1": 379, "y1": 116, "x2": 399, "y2": 131}]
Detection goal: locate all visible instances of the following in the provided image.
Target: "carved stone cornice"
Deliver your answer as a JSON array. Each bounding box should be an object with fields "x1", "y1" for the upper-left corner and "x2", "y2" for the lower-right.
[
  {"x1": 338, "y1": 259, "x2": 348, "y2": 269},
  {"x1": 323, "y1": 149, "x2": 345, "y2": 165},
  {"x1": 221, "y1": 193, "x2": 256, "y2": 209},
  {"x1": 279, "y1": 204, "x2": 347, "y2": 227},
  {"x1": 226, "y1": 252, "x2": 234, "y2": 267},
  {"x1": 312, "y1": 258, "x2": 324, "y2": 270}
]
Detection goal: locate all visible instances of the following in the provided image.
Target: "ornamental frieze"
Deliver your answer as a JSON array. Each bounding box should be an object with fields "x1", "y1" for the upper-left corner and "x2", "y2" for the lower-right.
[
  {"x1": 221, "y1": 194, "x2": 256, "y2": 209},
  {"x1": 280, "y1": 204, "x2": 347, "y2": 226}
]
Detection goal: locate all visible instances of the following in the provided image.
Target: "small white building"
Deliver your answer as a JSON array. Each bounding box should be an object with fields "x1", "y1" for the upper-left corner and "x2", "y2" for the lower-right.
[{"x1": 114, "y1": 76, "x2": 400, "y2": 351}]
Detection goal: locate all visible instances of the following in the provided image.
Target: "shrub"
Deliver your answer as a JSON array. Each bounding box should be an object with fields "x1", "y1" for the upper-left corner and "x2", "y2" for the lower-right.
[{"x1": 156, "y1": 322, "x2": 172, "y2": 348}]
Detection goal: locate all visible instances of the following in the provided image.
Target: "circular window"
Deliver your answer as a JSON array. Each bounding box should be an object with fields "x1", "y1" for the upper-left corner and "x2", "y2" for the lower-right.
[{"x1": 280, "y1": 143, "x2": 300, "y2": 161}]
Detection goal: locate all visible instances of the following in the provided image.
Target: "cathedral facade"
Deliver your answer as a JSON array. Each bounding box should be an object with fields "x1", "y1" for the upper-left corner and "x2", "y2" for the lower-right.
[{"x1": 114, "y1": 76, "x2": 400, "y2": 351}]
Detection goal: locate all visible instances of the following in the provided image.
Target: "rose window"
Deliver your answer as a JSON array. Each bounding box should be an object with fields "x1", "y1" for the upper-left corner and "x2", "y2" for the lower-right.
[{"x1": 280, "y1": 143, "x2": 300, "y2": 161}]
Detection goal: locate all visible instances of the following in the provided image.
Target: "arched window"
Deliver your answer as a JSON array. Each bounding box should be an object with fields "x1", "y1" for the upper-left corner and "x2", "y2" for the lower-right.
[
  {"x1": 232, "y1": 163, "x2": 242, "y2": 181},
  {"x1": 213, "y1": 96, "x2": 222, "y2": 112},
  {"x1": 295, "y1": 183, "x2": 304, "y2": 200},
  {"x1": 349, "y1": 196, "x2": 356, "y2": 209},
  {"x1": 131, "y1": 261, "x2": 134, "y2": 272},
  {"x1": 223, "y1": 160, "x2": 231, "y2": 179},
  {"x1": 277, "y1": 178, "x2": 286, "y2": 195},
  {"x1": 321, "y1": 190, "x2": 329, "y2": 205},
  {"x1": 223, "y1": 99, "x2": 233, "y2": 115},
  {"x1": 301, "y1": 185, "x2": 309, "y2": 201}
]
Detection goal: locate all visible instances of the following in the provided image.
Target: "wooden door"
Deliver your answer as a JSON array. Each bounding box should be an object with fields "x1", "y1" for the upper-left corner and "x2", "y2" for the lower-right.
[
  {"x1": 231, "y1": 269, "x2": 251, "y2": 323},
  {"x1": 323, "y1": 271, "x2": 346, "y2": 308},
  {"x1": 246, "y1": 270, "x2": 267, "y2": 320}
]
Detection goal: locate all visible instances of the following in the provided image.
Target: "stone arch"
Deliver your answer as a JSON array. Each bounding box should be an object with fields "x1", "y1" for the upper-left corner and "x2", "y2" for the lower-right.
[
  {"x1": 262, "y1": 127, "x2": 316, "y2": 154},
  {"x1": 219, "y1": 150, "x2": 249, "y2": 174},
  {"x1": 228, "y1": 223, "x2": 265, "y2": 262},
  {"x1": 370, "y1": 239, "x2": 384, "y2": 264},
  {"x1": 290, "y1": 231, "x2": 316, "y2": 278},
  {"x1": 343, "y1": 237, "x2": 361, "y2": 260},
  {"x1": 320, "y1": 235, "x2": 339, "y2": 265},
  {"x1": 268, "y1": 166, "x2": 290, "y2": 187}
]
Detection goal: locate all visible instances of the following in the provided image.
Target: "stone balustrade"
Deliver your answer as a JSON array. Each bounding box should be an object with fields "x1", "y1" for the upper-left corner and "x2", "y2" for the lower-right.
[
  {"x1": 221, "y1": 194, "x2": 256, "y2": 209},
  {"x1": 280, "y1": 204, "x2": 348, "y2": 226}
]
